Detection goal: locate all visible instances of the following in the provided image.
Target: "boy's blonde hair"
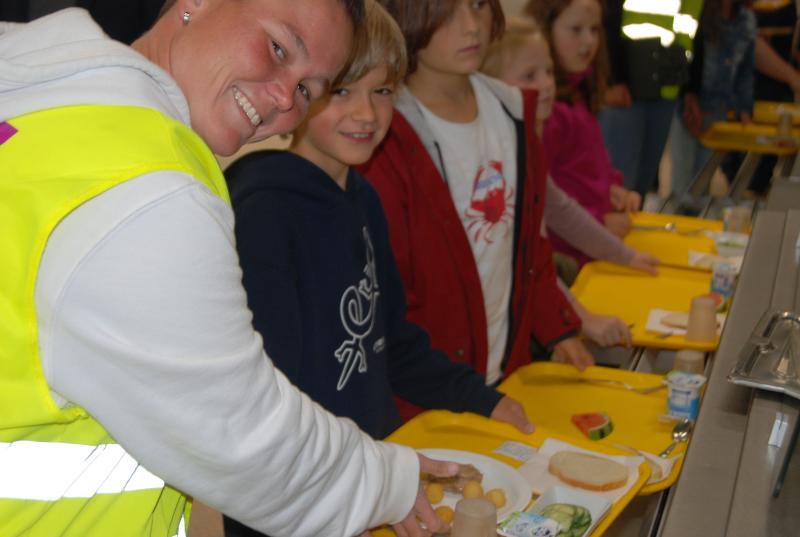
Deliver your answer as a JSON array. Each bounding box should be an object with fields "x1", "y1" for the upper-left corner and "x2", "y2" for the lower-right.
[
  {"x1": 335, "y1": 0, "x2": 408, "y2": 87},
  {"x1": 480, "y1": 16, "x2": 544, "y2": 80}
]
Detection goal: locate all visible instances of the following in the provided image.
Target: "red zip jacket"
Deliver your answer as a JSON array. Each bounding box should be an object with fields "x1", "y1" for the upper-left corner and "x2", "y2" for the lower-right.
[{"x1": 359, "y1": 76, "x2": 580, "y2": 419}]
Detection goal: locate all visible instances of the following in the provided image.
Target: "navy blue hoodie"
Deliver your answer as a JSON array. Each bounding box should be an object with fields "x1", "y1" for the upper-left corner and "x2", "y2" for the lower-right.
[{"x1": 226, "y1": 151, "x2": 503, "y2": 441}]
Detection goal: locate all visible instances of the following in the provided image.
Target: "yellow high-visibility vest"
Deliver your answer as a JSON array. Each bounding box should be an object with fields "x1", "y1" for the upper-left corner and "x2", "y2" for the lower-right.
[
  {"x1": 621, "y1": 0, "x2": 703, "y2": 50},
  {"x1": 0, "y1": 104, "x2": 230, "y2": 536}
]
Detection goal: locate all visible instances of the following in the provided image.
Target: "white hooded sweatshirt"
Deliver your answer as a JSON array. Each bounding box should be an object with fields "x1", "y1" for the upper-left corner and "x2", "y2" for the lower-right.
[{"x1": 0, "y1": 9, "x2": 417, "y2": 536}]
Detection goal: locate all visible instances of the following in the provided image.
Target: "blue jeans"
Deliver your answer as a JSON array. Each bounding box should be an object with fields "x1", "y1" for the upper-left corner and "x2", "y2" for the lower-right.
[
  {"x1": 599, "y1": 99, "x2": 676, "y2": 197},
  {"x1": 668, "y1": 106, "x2": 729, "y2": 198}
]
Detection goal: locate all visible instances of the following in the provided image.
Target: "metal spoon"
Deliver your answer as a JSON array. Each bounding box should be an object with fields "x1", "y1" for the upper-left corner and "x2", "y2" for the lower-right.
[{"x1": 659, "y1": 419, "x2": 693, "y2": 458}]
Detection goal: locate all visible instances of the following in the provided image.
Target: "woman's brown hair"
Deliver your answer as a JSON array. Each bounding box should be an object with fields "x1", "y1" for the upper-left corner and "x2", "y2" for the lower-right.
[
  {"x1": 380, "y1": 0, "x2": 505, "y2": 75},
  {"x1": 524, "y1": 0, "x2": 608, "y2": 113}
]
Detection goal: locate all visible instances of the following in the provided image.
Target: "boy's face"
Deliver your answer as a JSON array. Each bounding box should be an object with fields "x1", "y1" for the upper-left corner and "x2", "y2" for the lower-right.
[
  {"x1": 297, "y1": 65, "x2": 395, "y2": 172},
  {"x1": 552, "y1": 0, "x2": 601, "y2": 74},
  {"x1": 501, "y1": 37, "x2": 555, "y2": 120},
  {"x1": 416, "y1": 0, "x2": 493, "y2": 76}
]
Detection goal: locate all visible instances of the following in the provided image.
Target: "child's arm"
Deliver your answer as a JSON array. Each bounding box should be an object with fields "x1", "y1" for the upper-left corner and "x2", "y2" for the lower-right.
[
  {"x1": 545, "y1": 177, "x2": 636, "y2": 265},
  {"x1": 755, "y1": 35, "x2": 800, "y2": 98},
  {"x1": 233, "y1": 193, "x2": 304, "y2": 383}
]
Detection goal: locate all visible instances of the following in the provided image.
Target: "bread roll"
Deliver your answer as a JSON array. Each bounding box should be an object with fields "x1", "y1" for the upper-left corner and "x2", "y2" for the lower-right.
[{"x1": 548, "y1": 451, "x2": 629, "y2": 491}]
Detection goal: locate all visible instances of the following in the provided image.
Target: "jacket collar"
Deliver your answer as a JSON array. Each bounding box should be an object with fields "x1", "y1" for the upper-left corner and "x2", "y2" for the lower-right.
[{"x1": 393, "y1": 73, "x2": 524, "y2": 177}]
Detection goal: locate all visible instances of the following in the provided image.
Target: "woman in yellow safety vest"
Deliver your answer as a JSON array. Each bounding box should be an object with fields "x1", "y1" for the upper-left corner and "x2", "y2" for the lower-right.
[{"x1": 0, "y1": 1, "x2": 453, "y2": 536}]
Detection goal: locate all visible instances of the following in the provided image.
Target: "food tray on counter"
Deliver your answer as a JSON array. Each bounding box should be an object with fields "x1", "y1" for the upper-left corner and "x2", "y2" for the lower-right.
[
  {"x1": 626, "y1": 213, "x2": 722, "y2": 270},
  {"x1": 570, "y1": 261, "x2": 718, "y2": 351},
  {"x1": 753, "y1": 101, "x2": 800, "y2": 125},
  {"x1": 371, "y1": 410, "x2": 649, "y2": 537},
  {"x1": 699, "y1": 121, "x2": 800, "y2": 155},
  {"x1": 729, "y1": 310, "x2": 800, "y2": 400},
  {"x1": 499, "y1": 363, "x2": 684, "y2": 495}
]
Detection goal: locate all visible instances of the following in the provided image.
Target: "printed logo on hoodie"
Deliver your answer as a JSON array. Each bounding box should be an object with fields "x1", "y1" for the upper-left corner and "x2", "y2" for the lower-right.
[{"x1": 334, "y1": 227, "x2": 380, "y2": 391}]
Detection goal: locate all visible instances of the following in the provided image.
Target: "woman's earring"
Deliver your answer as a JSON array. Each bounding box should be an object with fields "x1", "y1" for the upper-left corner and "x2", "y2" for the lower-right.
[{"x1": 182, "y1": 11, "x2": 191, "y2": 25}]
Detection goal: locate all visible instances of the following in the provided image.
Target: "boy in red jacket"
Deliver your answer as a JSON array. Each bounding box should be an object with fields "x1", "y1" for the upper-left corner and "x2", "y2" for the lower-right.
[{"x1": 361, "y1": 0, "x2": 592, "y2": 421}]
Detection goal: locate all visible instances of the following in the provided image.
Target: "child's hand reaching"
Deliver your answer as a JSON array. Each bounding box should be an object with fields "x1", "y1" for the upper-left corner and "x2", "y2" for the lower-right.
[
  {"x1": 490, "y1": 396, "x2": 535, "y2": 434},
  {"x1": 552, "y1": 337, "x2": 594, "y2": 371},
  {"x1": 609, "y1": 184, "x2": 641, "y2": 212},
  {"x1": 603, "y1": 212, "x2": 632, "y2": 238},
  {"x1": 581, "y1": 312, "x2": 631, "y2": 347},
  {"x1": 628, "y1": 250, "x2": 659, "y2": 275}
]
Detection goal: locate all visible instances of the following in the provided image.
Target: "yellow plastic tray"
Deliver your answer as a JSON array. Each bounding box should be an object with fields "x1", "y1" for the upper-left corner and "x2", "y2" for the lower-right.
[
  {"x1": 752, "y1": 0, "x2": 792, "y2": 11},
  {"x1": 753, "y1": 101, "x2": 800, "y2": 125},
  {"x1": 499, "y1": 362, "x2": 687, "y2": 495},
  {"x1": 371, "y1": 410, "x2": 649, "y2": 537},
  {"x1": 700, "y1": 121, "x2": 800, "y2": 155},
  {"x1": 571, "y1": 261, "x2": 717, "y2": 351},
  {"x1": 626, "y1": 213, "x2": 722, "y2": 270}
]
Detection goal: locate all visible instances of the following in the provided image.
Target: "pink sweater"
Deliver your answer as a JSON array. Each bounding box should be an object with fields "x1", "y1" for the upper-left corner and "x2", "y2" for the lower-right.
[{"x1": 543, "y1": 99, "x2": 623, "y2": 265}]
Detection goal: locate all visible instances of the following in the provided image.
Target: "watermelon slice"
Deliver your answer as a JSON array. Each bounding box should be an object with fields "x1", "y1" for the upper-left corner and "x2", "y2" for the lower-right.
[{"x1": 572, "y1": 412, "x2": 613, "y2": 440}]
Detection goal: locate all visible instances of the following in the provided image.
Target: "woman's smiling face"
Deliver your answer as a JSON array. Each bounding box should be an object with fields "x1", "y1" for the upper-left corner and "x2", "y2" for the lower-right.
[{"x1": 168, "y1": 0, "x2": 354, "y2": 155}]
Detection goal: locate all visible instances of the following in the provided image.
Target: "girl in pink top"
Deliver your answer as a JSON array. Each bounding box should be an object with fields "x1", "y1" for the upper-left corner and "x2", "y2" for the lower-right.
[{"x1": 526, "y1": 0, "x2": 641, "y2": 267}]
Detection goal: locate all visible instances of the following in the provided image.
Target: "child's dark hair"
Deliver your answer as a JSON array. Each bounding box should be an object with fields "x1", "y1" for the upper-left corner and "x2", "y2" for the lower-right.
[
  {"x1": 380, "y1": 0, "x2": 506, "y2": 76},
  {"x1": 525, "y1": 0, "x2": 608, "y2": 114}
]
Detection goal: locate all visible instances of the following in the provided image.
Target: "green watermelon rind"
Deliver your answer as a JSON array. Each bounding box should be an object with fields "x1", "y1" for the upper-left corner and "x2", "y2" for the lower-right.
[{"x1": 571, "y1": 412, "x2": 613, "y2": 440}]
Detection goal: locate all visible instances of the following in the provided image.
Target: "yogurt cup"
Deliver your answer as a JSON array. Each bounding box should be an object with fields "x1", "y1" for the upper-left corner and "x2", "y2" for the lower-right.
[{"x1": 666, "y1": 371, "x2": 707, "y2": 422}]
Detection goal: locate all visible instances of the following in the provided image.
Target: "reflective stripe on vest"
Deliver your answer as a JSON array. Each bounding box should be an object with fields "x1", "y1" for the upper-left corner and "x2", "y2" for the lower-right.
[
  {"x1": 0, "y1": 442, "x2": 164, "y2": 501},
  {"x1": 1, "y1": 104, "x2": 230, "y2": 537},
  {"x1": 624, "y1": 0, "x2": 681, "y2": 15},
  {"x1": 622, "y1": 0, "x2": 700, "y2": 45}
]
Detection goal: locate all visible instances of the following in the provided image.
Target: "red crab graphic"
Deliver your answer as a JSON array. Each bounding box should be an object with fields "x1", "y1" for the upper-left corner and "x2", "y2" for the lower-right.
[{"x1": 464, "y1": 161, "x2": 515, "y2": 243}]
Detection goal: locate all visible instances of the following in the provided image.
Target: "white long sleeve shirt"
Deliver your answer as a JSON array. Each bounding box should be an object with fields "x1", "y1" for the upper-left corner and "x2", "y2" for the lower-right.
[{"x1": 0, "y1": 9, "x2": 418, "y2": 536}]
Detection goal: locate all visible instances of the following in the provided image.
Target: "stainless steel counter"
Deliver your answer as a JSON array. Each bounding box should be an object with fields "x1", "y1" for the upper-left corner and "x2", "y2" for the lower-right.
[{"x1": 659, "y1": 209, "x2": 800, "y2": 537}]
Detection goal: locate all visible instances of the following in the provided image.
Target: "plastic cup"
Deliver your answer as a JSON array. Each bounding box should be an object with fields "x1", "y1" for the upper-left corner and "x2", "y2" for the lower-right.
[
  {"x1": 777, "y1": 110, "x2": 793, "y2": 137},
  {"x1": 674, "y1": 349, "x2": 705, "y2": 374},
  {"x1": 451, "y1": 498, "x2": 497, "y2": 537},
  {"x1": 686, "y1": 296, "x2": 717, "y2": 342},
  {"x1": 723, "y1": 206, "x2": 751, "y2": 233},
  {"x1": 666, "y1": 371, "x2": 707, "y2": 421}
]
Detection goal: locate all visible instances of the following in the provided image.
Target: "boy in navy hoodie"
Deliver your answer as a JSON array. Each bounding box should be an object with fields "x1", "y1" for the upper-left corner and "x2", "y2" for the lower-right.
[{"x1": 224, "y1": 4, "x2": 532, "y2": 535}]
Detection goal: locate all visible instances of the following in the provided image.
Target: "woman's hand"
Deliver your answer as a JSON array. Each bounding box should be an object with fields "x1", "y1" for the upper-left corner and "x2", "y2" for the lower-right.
[
  {"x1": 628, "y1": 250, "x2": 659, "y2": 275},
  {"x1": 552, "y1": 337, "x2": 595, "y2": 371},
  {"x1": 609, "y1": 185, "x2": 641, "y2": 212},
  {"x1": 604, "y1": 212, "x2": 632, "y2": 238},
  {"x1": 581, "y1": 312, "x2": 631, "y2": 347},
  {"x1": 605, "y1": 84, "x2": 632, "y2": 108},
  {"x1": 390, "y1": 455, "x2": 459, "y2": 537},
  {"x1": 490, "y1": 396, "x2": 535, "y2": 434}
]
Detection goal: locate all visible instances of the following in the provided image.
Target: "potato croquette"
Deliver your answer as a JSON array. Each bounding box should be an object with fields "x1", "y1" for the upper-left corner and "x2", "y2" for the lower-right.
[
  {"x1": 462, "y1": 480, "x2": 483, "y2": 499},
  {"x1": 425, "y1": 482, "x2": 444, "y2": 504},
  {"x1": 435, "y1": 505, "x2": 455, "y2": 524},
  {"x1": 485, "y1": 488, "x2": 506, "y2": 508}
]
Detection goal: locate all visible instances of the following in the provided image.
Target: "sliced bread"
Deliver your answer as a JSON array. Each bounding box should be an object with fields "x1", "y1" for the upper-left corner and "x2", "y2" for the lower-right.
[{"x1": 548, "y1": 451, "x2": 629, "y2": 491}]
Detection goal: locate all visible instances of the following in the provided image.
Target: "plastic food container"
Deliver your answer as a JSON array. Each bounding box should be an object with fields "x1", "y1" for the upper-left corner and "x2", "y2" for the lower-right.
[{"x1": 666, "y1": 371, "x2": 707, "y2": 421}]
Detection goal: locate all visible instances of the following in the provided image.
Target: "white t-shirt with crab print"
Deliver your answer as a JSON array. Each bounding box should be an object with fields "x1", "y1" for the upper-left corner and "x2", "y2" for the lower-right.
[{"x1": 417, "y1": 75, "x2": 518, "y2": 385}]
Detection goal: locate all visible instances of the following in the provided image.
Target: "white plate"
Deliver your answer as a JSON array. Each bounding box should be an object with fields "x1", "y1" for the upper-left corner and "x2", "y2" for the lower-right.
[
  {"x1": 528, "y1": 485, "x2": 612, "y2": 537},
  {"x1": 418, "y1": 448, "x2": 532, "y2": 521}
]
